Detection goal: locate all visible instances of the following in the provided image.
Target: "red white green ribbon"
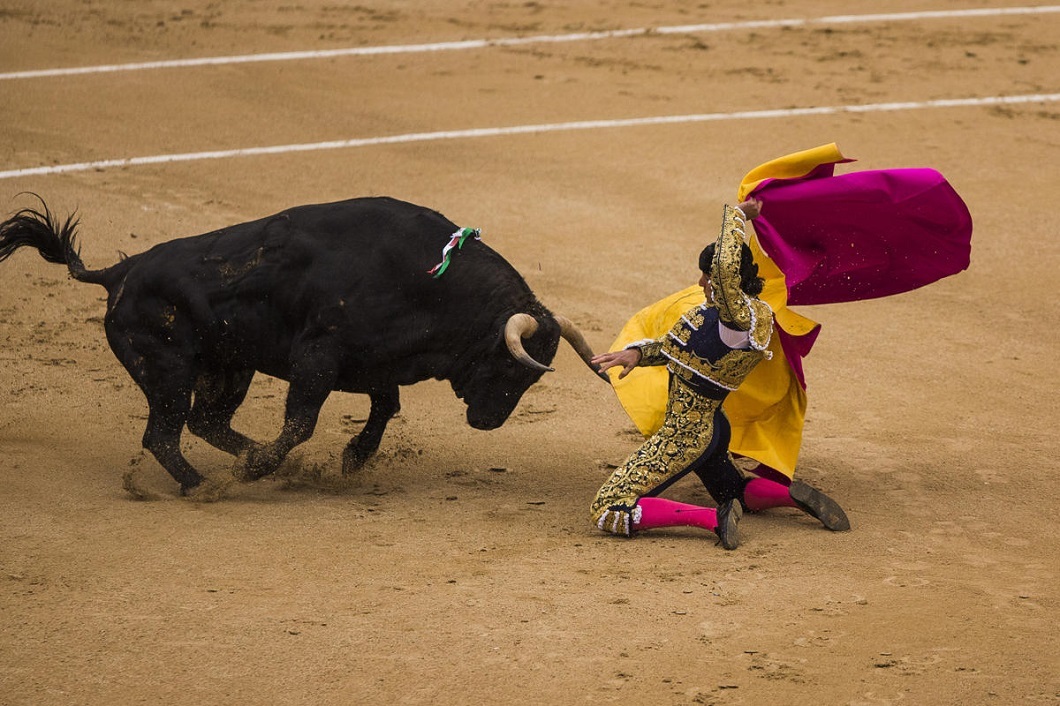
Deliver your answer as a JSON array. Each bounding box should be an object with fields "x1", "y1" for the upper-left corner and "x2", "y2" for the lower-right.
[{"x1": 428, "y1": 227, "x2": 480, "y2": 278}]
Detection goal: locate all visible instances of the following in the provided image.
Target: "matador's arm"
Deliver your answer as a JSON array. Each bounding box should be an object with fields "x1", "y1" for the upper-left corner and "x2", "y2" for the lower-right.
[{"x1": 711, "y1": 204, "x2": 755, "y2": 331}]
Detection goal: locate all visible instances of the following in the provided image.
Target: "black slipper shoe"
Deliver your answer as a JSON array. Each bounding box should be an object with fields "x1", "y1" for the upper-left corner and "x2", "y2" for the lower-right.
[
  {"x1": 789, "y1": 480, "x2": 851, "y2": 531},
  {"x1": 714, "y1": 499, "x2": 743, "y2": 550}
]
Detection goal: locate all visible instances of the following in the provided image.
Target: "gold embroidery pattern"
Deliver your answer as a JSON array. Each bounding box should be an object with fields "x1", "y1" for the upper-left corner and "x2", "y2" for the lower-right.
[
  {"x1": 669, "y1": 325, "x2": 691, "y2": 347},
  {"x1": 591, "y1": 381, "x2": 724, "y2": 535},
  {"x1": 662, "y1": 342, "x2": 765, "y2": 391},
  {"x1": 628, "y1": 338, "x2": 667, "y2": 366},
  {"x1": 747, "y1": 299, "x2": 773, "y2": 352},
  {"x1": 682, "y1": 307, "x2": 707, "y2": 330},
  {"x1": 712, "y1": 205, "x2": 753, "y2": 331}
]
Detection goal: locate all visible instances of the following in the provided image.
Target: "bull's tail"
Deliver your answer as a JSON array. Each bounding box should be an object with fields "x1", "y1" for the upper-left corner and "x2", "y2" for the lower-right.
[{"x1": 0, "y1": 195, "x2": 110, "y2": 286}]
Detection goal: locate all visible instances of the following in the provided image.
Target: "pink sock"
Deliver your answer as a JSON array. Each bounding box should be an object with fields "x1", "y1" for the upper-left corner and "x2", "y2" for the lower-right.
[
  {"x1": 743, "y1": 477, "x2": 797, "y2": 511},
  {"x1": 634, "y1": 497, "x2": 718, "y2": 531}
]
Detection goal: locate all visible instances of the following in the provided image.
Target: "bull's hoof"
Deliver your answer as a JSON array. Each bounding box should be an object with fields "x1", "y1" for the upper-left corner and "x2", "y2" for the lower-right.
[
  {"x1": 183, "y1": 475, "x2": 233, "y2": 502},
  {"x1": 231, "y1": 454, "x2": 255, "y2": 482},
  {"x1": 233, "y1": 445, "x2": 279, "y2": 482},
  {"x1": 343, "y1": 451, "x2": 373, "y2": 472},
  {"x1": 122, "y1": 468, "x2": 163, "y2": 502},
  {"x1": 341, "y1": 447, "x2": 372, "y2": 476}
]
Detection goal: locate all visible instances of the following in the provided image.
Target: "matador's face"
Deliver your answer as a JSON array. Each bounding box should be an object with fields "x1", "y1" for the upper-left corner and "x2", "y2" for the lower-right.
[{"x1": 698, "y1": 271, "x2": 715, "y2": 304}]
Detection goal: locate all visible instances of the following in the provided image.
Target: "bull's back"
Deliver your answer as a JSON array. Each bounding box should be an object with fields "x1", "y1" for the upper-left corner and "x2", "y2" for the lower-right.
[
  {"x1": 120, "y1": 197, "x2": 457, "y2": 290},
  {"x1": 240, "y1": 197, "x2": 461, "y2": 284},
  {"x1": 104, "y1": 197, "x2": 475, "y2": 376}
]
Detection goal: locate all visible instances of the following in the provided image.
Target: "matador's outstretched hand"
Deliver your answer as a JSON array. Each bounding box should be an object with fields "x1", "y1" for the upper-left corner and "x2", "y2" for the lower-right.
[{"x1": 591, "y1": 348, "x2": 643, "y2": 380}]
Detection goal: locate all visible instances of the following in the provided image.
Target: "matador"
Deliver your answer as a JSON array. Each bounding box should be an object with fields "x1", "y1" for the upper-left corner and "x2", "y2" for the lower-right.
[{"x1": 590, "y1": 201, "x2": 848, "y2": 549}]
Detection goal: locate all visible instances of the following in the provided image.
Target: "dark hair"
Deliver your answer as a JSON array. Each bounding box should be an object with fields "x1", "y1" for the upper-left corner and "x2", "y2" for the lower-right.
[{"x1": 699, "y1": 242, "x2": 765, "y2": 297}]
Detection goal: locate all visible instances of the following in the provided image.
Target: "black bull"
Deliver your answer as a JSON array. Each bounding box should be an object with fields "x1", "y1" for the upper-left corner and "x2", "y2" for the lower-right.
[{"x1": 0, "y1": 196, "x2": 605, "y2": 494}]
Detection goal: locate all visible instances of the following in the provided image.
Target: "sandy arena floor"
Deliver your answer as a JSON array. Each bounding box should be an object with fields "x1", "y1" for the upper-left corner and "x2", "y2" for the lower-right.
[{"x1": 1, "y1": 1, "x2": 1058, "y2": 704}]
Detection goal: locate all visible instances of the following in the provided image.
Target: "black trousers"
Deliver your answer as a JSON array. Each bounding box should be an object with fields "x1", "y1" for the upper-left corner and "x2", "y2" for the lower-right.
[{"x1": 689, "y1": 409, "x2": 746, "y2": 505}]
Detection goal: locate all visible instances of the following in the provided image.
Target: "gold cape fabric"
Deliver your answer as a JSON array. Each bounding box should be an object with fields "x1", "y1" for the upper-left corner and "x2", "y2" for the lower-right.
[{"x1": 606, "y1": 144, "x2": 847, "y2": 479}]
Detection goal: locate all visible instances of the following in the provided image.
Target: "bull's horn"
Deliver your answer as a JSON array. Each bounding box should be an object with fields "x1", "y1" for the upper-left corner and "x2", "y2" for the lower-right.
[
  {"x1": 554, "y1": 315, "x2": 610, "y2": 383},
  {"x1": 504, "y1": 313, "x2": 554, "y2": 372}
]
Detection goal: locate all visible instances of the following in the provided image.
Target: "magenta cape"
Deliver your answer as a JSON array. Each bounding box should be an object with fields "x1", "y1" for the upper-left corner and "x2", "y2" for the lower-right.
[{"x1": 749, "y1": 165, "x2": 973, "y2": 307}]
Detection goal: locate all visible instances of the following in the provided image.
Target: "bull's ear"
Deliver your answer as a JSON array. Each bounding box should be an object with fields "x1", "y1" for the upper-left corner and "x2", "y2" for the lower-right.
[
  {"x1": 504, "y1": 313, "x2": 554, "y2": 372},
  {"x1": 554, "y1": 315, "x2": 610, "y2": 383}
]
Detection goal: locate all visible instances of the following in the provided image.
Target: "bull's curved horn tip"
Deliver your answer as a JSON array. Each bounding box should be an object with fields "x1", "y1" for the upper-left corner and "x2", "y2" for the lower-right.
[{"x1": 504, "y1": 312, "x2": 552, "y2": 372}]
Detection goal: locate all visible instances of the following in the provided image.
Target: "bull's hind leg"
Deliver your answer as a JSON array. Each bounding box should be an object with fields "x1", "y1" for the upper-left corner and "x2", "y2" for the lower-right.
[
  {"x1": 342, "y1": 386, "x2": 400, "y2": 474},
  {"x1": 106, "y1": 322, "x2": 208, "y2": 494},
  {"x1": 141, "y1": 401, "x2": 202, "y2": 493},
  {"x1": 125, "y1": 357, "x2": 204, "y2": 494},
  {"x1": 187, "y1": 369, "x2": 256, "y2": 456}
]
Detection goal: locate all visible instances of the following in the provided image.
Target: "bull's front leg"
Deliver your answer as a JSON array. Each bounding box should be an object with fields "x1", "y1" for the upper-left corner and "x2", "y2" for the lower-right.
[
  {"x1": 235, "y1": 342, "x2": 338, "y2": 481},
  {"x1": 342, "y1": 386, "x2": 400, "y2": 475}
]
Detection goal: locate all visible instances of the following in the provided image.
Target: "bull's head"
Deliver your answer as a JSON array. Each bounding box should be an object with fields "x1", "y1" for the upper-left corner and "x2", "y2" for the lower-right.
[{"x1": 458, "y1": 313, "x2": 603, "y2": 430}]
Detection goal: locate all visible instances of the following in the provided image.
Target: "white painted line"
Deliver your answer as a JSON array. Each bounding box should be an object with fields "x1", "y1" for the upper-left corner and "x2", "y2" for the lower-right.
[
  {"x1": 1, "y1": 5, "x2": 1058, "y2": 81},
  {"x1": 2, "y1": 93, "x2": 1056, "y2": 180}
]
